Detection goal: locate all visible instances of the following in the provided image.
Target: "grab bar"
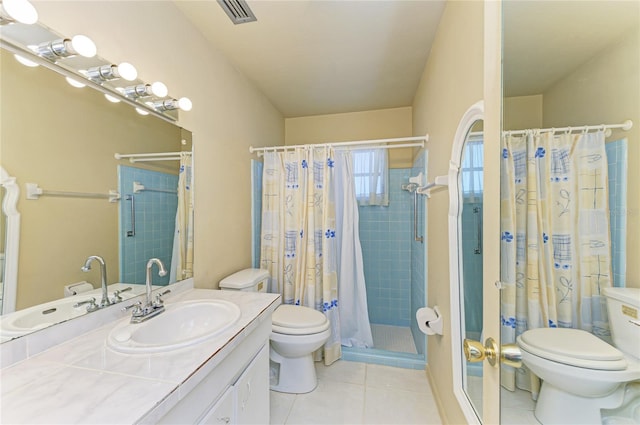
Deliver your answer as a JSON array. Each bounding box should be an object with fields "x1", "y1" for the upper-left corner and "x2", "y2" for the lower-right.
[
  {"x1": 126, "y1": 194, "x2": 135, "y2": 237},
  {"x1": 414, "y1": 191, "x2": 423, "y2": 243},
  {"x1": 474, "y1": 206, "x2": 482, "y2": 254}
]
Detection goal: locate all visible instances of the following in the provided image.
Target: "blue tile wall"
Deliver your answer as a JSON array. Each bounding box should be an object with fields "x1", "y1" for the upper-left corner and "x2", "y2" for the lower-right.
[
  {"x1": 251, "y1": 160, "x2": 263, "y2": 269},
  {"x1": 461, "y1": 200, "x2": 483, "y2": 338},
  {"x1": 359, "y1": 168, "x2": 413, "y2": 327},
  {"x1": 118, "y1": 166, "x2": 178, "y2": 285},
  {"x1": 410, "y1": 151, "x2": 427, "y2": 355},
  {"x1": 606, "y1": 139, "x2": 628, "y2": 287}
]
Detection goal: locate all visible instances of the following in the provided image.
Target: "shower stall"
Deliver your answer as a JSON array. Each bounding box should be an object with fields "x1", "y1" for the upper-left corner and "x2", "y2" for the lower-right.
[
  {"x1": 341, "y1": 151, "x2": 428, "y2": 369},
  {"x1": 251, "y1": 149, "x2": 428, "y2": 370}
]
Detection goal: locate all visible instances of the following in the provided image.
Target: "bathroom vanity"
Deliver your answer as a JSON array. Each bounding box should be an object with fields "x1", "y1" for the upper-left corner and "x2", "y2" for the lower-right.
[{"x1": 0, "y1": 280, "x2": 280, "y2": 424}]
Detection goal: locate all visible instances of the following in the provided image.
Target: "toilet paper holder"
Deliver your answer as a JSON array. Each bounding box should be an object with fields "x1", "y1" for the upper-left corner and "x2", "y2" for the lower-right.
[{"x1": 416, "y1": 305, "x2": 443, "y2": 336}]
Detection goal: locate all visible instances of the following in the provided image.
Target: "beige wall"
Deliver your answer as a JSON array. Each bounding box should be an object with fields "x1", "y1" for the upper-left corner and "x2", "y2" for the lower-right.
[
  {"x1": 411, "y1": 1, "x2": 484, "y2": 423},
  {"x1": 542, "y1": 27, "x2": 640, "y2": 288},
  {"x1": 30, "y1": 1, "x2": 284, "y2": 290},
  {"x1": 285, "y1": 107, "x2": 414, "y2": 168},
  {"x1": 1, "y1": 49, "x2": 182, "y2": 309},
  {"x1": 504, "y1": 94, "x2": 543, "y2": 130}
]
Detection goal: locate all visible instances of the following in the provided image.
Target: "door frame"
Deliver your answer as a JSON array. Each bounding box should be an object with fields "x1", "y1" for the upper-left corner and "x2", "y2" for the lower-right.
[
  {"x1": 482, "y1": 1, "x2": 503, "y2": 424},
  {"x1": 448, "y1": 100, "x2": 485, "y2": 424}
]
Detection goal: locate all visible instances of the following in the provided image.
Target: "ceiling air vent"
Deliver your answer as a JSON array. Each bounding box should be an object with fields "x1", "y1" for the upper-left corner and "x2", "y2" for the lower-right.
[{"x1": 218, "y1": 0, "x2": 257, "y2": 25}]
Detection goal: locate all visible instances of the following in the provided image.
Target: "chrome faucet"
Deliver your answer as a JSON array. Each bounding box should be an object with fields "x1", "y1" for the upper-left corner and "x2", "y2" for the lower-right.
[
  {"x1": 126, "y1": 258, "x2": 168, "y2": 323},
  {"x1": 81, "y1": 255, "x2": 112, "y2": 309}
]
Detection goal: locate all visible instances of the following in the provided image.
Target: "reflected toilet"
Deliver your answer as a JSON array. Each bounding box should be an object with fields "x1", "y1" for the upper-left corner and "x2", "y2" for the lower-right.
[{"x1": 517, "y1": 288, "x2": 640, "y2": 424}]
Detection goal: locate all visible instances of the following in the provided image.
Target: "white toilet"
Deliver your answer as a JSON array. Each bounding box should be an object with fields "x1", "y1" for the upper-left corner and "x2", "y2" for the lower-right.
[
  {"x1": 517, "y1": 287, "x2": 640, "y2": 425},
  {"x1": 219, "y1": 269, "x2": 331, "y2": 394}
]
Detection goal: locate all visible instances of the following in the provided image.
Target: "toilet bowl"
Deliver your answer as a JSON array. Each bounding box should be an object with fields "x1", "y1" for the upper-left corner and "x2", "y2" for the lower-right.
[
  {"x1": 517, "y1": 287, "x2": 640, "y2": 425},
  {"x1": 269, "y1": 304, "x2": 331, "y2": 393},
  {"x1": 219, "y1": 269, "x2": 331, "y2": 394}
]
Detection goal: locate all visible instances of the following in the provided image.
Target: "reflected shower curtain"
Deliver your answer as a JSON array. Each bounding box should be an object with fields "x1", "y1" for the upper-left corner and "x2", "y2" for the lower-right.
[
  {"x1": 334, "y1": 150, "x2": 374, "y2": 348},
  {"x1": 171, "y1": 152, "x2": 194, "y2": 282},
  {"x1": 500, "y1": 130, "x2": 613, "y2": 398},
  {"x1": 261, "y1": 147, "x2": 341, "y2": 365}
]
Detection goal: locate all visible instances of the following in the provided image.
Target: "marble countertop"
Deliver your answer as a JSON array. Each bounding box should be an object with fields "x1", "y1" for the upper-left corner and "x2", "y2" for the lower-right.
[{"x1": 0, "y1": 288, "x2": 280, "y2": 424}]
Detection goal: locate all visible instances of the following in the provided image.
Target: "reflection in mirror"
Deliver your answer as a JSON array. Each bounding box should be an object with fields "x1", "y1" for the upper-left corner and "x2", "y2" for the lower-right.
[
  {"x1": 459, "y1": 121, "x2": 484, "y2": 418},
  {"x1": 501, "y1": 2, "x2": 638, "y2": 424},
  {"x1": 0, "y1": 46, "x2": 193, "y2": 342}
]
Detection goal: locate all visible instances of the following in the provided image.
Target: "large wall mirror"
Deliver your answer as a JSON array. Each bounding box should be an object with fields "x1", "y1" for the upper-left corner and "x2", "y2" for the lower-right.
[
  {"x1": 500, "y1": 2, "x2": 638, "y2": 424},
  {"x1": 0, "y1": 43, "x2": 193, "y2": 341}
]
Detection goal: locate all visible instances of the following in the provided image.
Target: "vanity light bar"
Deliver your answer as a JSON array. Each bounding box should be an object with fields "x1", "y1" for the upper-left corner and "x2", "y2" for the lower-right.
[
  {"x1": 1, "y1": 36, "x2": 181, "y2": 123},
  {"x1": 1, "y1": 2, "x2": 192, "y2": 121}
]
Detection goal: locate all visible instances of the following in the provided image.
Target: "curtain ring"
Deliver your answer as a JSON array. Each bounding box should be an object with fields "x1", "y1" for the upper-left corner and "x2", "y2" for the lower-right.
[{"x1": 565, "y1": 126, "x2": 572, "y2": 135}]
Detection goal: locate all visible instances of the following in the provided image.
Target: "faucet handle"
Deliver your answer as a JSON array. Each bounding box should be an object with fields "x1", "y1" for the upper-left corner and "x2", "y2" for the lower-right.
[
  {"x1": 122, "y1": 301, "x2": 142, "y2": 315},
  {"x1": 111, "y1": 286, "x2": 133, "y2": 303},
  {"x1": 153, "y1": 289, "x2": 171, "y2": 307},
  {"x1": 73, "y1": 297, "x2": 98, "y2": 312}
]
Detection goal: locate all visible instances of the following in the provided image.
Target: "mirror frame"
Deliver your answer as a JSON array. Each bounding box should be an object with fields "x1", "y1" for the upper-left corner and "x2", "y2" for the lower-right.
[
  {"x1": 448, "y1": 100, "x2": 484, "y2": 424},
  {"x1": 0, "y1": 167, "x2": 20, "y2": 315}
]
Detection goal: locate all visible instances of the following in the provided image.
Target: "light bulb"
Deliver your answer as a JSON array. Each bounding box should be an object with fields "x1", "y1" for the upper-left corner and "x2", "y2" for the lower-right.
[
  {"x1": 150, "y1": 81, "x2": 168, "y2": 97},
  {"x1": 178, "y1": 97, "x2": 192, "y2": 111},
  {"x1": 117, "y1": 62, "x2": 137, "y2": 81},
  {"x1": 13, "y1": 54, "x2": 38, "y2": 67},
  {"x1": 135, "y1": 107, "x2": 149, "y2": 116},
  {"x1": 65, "y1": 77, "x2": 86, "y2": 88},
  {"x1": 70, "y1": 35, "x2": 96, "y2": 58},
  {"x1": 104, "y1": 94, "x2": 120, "y2": 103},
  {"x1": 2, "y1": 0, "x2": 38, "y2": 24}
]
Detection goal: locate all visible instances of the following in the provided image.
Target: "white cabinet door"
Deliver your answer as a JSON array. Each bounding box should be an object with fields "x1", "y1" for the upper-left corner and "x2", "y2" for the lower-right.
[
  {"x1": 235, "y1": 346, "x2": 269, "y2": 425},
  {"x1": 199, "y1": 386, "x2": 235, "y2": 425}
]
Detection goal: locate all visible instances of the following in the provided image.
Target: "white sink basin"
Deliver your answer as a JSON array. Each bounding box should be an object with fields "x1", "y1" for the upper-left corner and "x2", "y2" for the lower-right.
[
  {"x1": 0, "y1": 284, "x2": 144, "y2": 340},
  {"x1": 0, "y1": 297, "x2": 89, "y2": 338},
  {"x1": 107, "y1": 299, "x2": 241, "y2": 354}
]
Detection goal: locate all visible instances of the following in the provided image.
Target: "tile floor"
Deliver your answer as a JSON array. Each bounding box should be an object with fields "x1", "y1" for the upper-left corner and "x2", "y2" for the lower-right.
[
  {"x1": 270, "y1": 360, "x2": 442, "y2": 424},
  {"x1": 371, "y1": 324, "x2": 417, "y2": 354},
  {"x1": 467, "y1": 375, "x2": 540, "y2": 424}
]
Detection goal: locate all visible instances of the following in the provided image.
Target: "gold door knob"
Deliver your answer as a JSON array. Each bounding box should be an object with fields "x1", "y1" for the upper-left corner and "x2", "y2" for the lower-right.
[
  {"x1": 463, "y1": 339, "x2": 486, "y2": 362},
  {"x1": 463, "y1": 338, "x2": 522, "y2": 368}
]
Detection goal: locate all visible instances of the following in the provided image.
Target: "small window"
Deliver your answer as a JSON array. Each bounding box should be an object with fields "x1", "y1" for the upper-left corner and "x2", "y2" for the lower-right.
[
  {"x1": 352, "y1": 149, "x2": 389, "y2": 206},
  {"x1": 461, "y1": 138, "x2": 484, "y2": 200}
]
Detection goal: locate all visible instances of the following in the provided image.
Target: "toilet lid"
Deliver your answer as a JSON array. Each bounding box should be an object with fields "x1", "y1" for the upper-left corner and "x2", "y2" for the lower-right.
[
  {"x1": 272, "y1": 305, "x2": 330, "y2": 335},
  {"x1": 518, "y1": 328, "x2": 627, "y2": 371}
]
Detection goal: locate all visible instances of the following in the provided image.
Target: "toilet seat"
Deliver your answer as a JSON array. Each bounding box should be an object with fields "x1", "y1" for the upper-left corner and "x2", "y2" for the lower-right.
[
  {"x1": 518, "y1": 328, "x2": 627, "y2": 371},
  {"x1": 272, "y1": 305, "x2": 330, "y2": 335}
]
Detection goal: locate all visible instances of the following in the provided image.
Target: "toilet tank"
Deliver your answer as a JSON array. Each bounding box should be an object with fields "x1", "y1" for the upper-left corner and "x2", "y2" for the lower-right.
[
  {"x1": 604, "y1": 287, "x2": 640, "y2": 358},
  {"x1": 219, "y1": 269, "x2": 269, "y2": 293}
]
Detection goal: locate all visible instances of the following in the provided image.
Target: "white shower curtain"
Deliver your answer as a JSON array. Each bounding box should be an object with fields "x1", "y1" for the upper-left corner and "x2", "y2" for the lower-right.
[
  {"x1": 170, "y1": 152, "x2": 194, "y2": 282},
  {"x1": 334, "y1": 150, "x2": 374, "y2": 348},
  {"x1": 260, "y1": 146, "x2": 342, "y2": 365},
  {"x1": 500, "y1": 130, "x2": 613, "y2": 397}
]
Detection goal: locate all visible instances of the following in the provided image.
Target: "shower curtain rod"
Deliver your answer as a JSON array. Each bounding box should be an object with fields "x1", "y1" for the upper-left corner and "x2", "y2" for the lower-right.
[
  {"x1": 114, "y1": 151, "x2": 191, "y2": 163},
  {"x1": 249, "y1": 135, "x2": 428, "y2": 155},
  {"x1": 504, "y1": 120, "x2": 633, "y2": 136}
]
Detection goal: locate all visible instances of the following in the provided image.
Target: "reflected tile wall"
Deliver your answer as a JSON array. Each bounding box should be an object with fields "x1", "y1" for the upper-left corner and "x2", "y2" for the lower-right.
[
  {"x1": 252, "y1": 160, "x2": 263, "y2": 269},
  {"x1": 118, "y1": 166, "x2": 178, "y2": 285},
  {"x1": 606, "y1": 139, "x2": 627, "y2": 287}
]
